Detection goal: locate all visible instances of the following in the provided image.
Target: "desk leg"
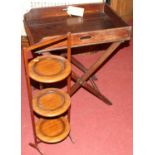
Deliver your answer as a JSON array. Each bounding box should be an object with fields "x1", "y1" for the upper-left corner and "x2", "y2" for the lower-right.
[
  {"x1": 71, "y1": 56, "x2": 100, "y2": 92},
  {"x1": 71, "y1": 71, "x2": 112, "y2": 105},
  {"x1": 70, "y1": 42, "x2": 122, "y2": 101}
]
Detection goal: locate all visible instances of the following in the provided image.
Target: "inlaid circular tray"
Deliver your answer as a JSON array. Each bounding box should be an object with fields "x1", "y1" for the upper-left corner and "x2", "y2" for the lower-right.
[
  {"x1": 28, "y1": 55, "x2": 71, "y2": 83},
  {"x1": 33, "y1": 88, "x2": 71, "y2": 117},
  {"x1": 36, "y1": 116, "x2": 70, "y2": 143}
]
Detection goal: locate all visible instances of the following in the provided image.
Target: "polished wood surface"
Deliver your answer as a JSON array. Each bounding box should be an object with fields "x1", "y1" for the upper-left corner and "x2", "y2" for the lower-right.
[
  {"x1": 24, "y1": 3, "x2": 131, "y2": 50},
  {"x1": 28, "y1": 55, "x2": 71, "y2": 83},
  {"x1": 36, "y1": 116, "x2": 70, "y2": 143},
  {"x1": 33, "y1": 88, "x2": 71, "y2": 117}
]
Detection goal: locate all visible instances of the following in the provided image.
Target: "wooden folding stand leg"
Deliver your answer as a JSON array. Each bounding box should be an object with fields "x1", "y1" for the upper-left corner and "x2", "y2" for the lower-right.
[
  {"x1": 70, "y1": 41, "x2": 122, "y2": 105},
  {"x1": 23, "y1": 47, "x2": 44, "y2": 155}
]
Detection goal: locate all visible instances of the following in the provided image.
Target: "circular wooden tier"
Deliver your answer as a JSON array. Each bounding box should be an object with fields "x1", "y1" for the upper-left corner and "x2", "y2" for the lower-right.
[
  {"x1": 33, "y1": 88, "x2": 71, "y2": 117},
  {"x1": 28, "y1": 55, "x2": 71, "y2": 83},
  {"x1": 36, "y1": 117, "x2": 70, "y2": 143}
]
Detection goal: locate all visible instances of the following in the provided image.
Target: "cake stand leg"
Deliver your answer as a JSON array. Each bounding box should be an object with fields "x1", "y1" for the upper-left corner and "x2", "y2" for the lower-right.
[{"x1": 29, "y1": 142, "x2": 44, "y2": 155}]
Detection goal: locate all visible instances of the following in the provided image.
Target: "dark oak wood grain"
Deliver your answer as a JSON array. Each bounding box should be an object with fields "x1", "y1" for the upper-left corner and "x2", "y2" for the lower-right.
[{"x1": 24, "y1": 3, "x2": 131, "y2": 50}]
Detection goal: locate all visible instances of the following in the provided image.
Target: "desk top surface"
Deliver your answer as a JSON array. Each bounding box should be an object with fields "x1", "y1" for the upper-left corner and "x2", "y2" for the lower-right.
[{"x1": 27, "y1": 13, "x2": 115, "y2": 37}]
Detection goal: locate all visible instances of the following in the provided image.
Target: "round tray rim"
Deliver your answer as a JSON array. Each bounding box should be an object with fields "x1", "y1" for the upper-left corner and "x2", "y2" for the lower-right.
[
  {"x1": 36, "y1": 116, "x2": 70, "y2": 143},
  {"x1": 28, "y1": 55, "x2": 71, "y2": 83},
  {"x1": 33, "y1": 88, "x2": 71, "y2": 117}
]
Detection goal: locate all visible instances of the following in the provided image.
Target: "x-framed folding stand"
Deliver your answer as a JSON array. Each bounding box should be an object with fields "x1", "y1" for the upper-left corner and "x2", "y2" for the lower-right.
[{"x1": 70, "y1": 41, "x2": 122, "y2": 104}]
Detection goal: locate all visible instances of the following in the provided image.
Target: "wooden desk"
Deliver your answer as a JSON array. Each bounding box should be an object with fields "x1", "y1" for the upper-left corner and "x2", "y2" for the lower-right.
[{"x1": 24, "y1": 3, "x2": 131, "y2": 105}]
